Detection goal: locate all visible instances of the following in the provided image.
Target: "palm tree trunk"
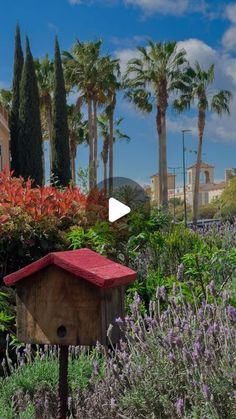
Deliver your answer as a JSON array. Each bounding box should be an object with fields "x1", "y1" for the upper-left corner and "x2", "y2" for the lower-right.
[
  {"x1": 103, "y1": 161, "x2": 107, "y2": 191},
  {"x1": 161, "y1": 110, "x2": 168, "y2": 207},
  {"x1": 108, "y1": 110, "x2": 114, "y2": 195},
  {"x1": 193, "y1": 109, "x2": 205, "y2": 225},
  {"x1": 69, "y1": 131, "x2": 76, "y2": 184},
  {"x1": 156, "y1": 107, "x2": 163, "y2": 205},
  {"x1": 88, "y1": 97, "x2": 94, "y2": 191},
  {"x1": 71, "y1": 155, "x2": 76, "y2": 184},
  {"x1": 93, "y1": 99, "x2": 98, "y2": 186},
  {"x1": 46, "y1": 102, "x2": 53, "y2": 177}
]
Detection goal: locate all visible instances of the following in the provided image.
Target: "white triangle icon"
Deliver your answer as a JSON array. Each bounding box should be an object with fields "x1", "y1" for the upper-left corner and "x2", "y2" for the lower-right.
[{"x1": 109, "y1": 197, "x2": 131, "y2": 223}]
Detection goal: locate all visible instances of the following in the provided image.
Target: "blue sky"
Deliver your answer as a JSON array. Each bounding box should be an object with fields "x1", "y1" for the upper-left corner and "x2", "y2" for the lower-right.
[{"x1": 1, "y1": 0, "x2": 236, "y2": 186}]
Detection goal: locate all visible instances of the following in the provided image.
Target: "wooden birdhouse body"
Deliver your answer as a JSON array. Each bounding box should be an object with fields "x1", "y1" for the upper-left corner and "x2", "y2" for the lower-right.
[{"x1": 4, "y1": 249, "x2": 135, "y2": 346}]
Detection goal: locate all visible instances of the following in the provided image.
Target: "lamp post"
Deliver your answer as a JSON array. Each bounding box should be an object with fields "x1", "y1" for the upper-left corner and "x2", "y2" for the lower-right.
[
  {"x1": 168, "y1": 166, "x2": 181, "y2": 222},
  {"x1": 182, "y1": 129, "x2": 192, "y2": 227}
]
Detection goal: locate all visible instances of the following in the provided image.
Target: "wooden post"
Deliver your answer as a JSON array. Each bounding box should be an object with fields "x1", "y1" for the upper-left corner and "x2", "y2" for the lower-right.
[{"x1": 57, "y1": 345, "x2": 69, "y2": 419}]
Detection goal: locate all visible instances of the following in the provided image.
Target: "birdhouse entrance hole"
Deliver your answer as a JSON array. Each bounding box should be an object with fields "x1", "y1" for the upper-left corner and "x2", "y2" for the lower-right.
[{"x1": 57, "y1": 325, "x2": 67, "y2": 338}]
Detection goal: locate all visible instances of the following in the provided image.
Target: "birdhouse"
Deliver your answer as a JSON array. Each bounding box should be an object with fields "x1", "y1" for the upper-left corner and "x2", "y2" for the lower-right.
[{"x1": 4, "y1": 249, "x2": 136, "y2": 346}]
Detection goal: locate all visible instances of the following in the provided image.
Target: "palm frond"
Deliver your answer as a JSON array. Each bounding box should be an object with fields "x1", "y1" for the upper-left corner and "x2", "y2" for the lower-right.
[{"x1": 211, "y1": 90, "x2": 233, "y2": 115}]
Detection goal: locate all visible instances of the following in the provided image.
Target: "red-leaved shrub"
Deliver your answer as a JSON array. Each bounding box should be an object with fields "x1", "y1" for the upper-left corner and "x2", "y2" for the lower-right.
[
  {"x1": 0, "y1": 172, "x2": 88, "y2": 279},
  {"x1": 0, "y1": 171, "x2": 87, "y2": 222}
]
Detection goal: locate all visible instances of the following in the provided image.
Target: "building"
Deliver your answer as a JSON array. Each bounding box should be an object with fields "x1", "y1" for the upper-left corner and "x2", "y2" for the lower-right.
[
  {"x1": 186, "y1": 162, "x2": 226, "y2": 206},
  {"x1": 0, "y1": 105, "x2": 10, "y2": 171},
  {"x1": 150, "y1": 162, "x2": 231, "y2": 207},
  {"x1": 150, "y1": 172, "x2": 176, "y2": 203}
]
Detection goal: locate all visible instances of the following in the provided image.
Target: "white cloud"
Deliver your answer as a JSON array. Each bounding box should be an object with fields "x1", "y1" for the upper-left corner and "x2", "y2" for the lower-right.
[
  {"x1": 68, "y1": 0, "x2": 220, "y2": 17},
  {"x1": 68, "y1": 0, "x2": 118, "y2": 5},
  {"x1": 68, "y1": 0, "x2": 82, "y2": 4},
  {"x1": 177, "y1": 39, "x2": 217, "y2": 68},
  {"x1": 124, "y1": 0, "x2": 189, "y2": 15},
  {"x1": 222, "y1": 26, "x2": 236, "y2": 51},
  {"x1": 225, "y1": 3, "x2": 236, "y2": 23},
  {"x1": 222, "y1": 3, "x2": 236, "y2": 51},
  {"x1": 114, "y1": 47, "x2": 140, "y2": 74}
]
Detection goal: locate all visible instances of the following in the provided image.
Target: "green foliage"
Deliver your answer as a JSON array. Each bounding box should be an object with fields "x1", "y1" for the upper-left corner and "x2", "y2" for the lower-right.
[
  {"x1": 0, "y1": 346, "x2": 104, "y2": 417},
  {"x1": 0, "y1": 291, "x2": 14, "y2": 333},
  {"x1": 51, "y1": 37, "x2": 71, "y2": 186},
  {"x1": 77, "y1": 167, "x2": 89, "y2": 194},
  {"x1": 128, "y1": 208, "x2": 171, "y2": 238},
  {"x1": 0, "y1": 211, "x2": 69, "y2": 281},
  {"x1": 182, "y1": 245, "x2": 236, "y2": 301},
  {"x1": 198, "y1": 202, "x2": 218, "y2": 219},
  {"x1": 9, "y1": 24, "x2": 24, "y2": 177},
  {"x1": 0, "y1": 89, "x2": 12, "y2": 110},
  {"x1": 219, "y1": 177, "x2": 236, "y2": 218},
  {"x1": 124, "y1": 222, "x2": 204, "y2": 307},
  {"x1": 18, "y1": 37, "x2": 43, "y2": 185},
  {"x1": 169, "y1": 196, "x2": 183, "y2": 206},
  {"x1": 68, "y1": 221, "x2": 115, "y2": 255}
]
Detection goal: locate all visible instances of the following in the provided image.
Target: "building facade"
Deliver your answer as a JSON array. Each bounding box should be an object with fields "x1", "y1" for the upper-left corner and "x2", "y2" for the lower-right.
[
  {"x1": 0, "y1": 106, "x2": 10, "y2": 171},
  {"x1": 150, "y1": 162, "x2": 231, "y2": 208},
  {"x1": 186, "y1": 162, "x2": 225, "y2": 206},
  {"x1": 150, "y1": 172, "x2": 176, "y2": 203}
]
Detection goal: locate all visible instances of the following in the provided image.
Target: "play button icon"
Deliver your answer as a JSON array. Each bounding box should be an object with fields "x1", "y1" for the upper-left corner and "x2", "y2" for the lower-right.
[
  {"x1": 86, "y1": 177, "x2": 150, "y2": 225},
  {"x1": 109, "y1": 198, "x2": 131, "y2": 223}
]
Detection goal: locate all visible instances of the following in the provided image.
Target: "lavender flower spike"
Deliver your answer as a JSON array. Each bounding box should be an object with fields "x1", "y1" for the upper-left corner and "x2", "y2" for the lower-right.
[{"x1": 175, "y1": 398, "x2": 185, "y2": 417}]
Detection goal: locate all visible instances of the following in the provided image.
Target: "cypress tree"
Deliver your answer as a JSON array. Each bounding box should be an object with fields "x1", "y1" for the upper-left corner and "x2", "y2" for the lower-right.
[
  {"x1": 18, "y1": 37, "x2": 43, "y2": 185},
  {"x1": 51, "y1": 37, "x2": 71, "y2": 186},
  {"x1": 9, "y1": 24, "x2": 24, "y2": 176}
]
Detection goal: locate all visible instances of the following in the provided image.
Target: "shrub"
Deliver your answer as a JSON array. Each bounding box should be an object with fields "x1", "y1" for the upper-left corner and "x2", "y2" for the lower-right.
[
  {"x1": 0, "y1": 171, "x2": 87, "y2": 280},
  {"x1": 74, "y1": 286, "x2": 236, "y2": 418},
  {"x1": 198, "y1": 203, "x2": 218, "y2": 219},
  {"x1": 68, "y1": 221, "x2": 116, "y2": 256},
  {"x1": 0, "y1": 344, "x2": 104, "y2": 418}
]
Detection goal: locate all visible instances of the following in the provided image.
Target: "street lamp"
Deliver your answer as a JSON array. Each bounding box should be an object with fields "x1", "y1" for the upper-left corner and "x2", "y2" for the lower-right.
[
  {"x1": 182, "y1": 129, "x2": 192, "y2": 227},
  {"x1": 168, "y1": 166, "x2": 181, "y2": 222}
]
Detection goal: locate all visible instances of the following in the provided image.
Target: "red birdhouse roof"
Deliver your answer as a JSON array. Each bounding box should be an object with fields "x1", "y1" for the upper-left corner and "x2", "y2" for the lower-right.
[{"x1": 4, "y1": 248, "x2": 136, "y2": 288}]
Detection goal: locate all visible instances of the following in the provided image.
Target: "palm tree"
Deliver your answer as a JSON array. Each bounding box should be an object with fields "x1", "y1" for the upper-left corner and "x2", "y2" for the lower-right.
[
  {"x1": 98, "y1": 113, "x2": 130, "y2": 191},
  {"x1": 125, "y1": 41, "x2": 188, "y2": 207},
  {"x1": 34, "y1": 55, "x2": 54, "y2": 172},
  {"x1": 63, "y1": 40, "x2": 105, "y2": 190},
  {"x1": 67, "y1": 103, "x2": 88, "y2": 183},
  {"x1": 173, "y1": 62, "x2": 232, "y2": 224},
  {"x1": 102, "y1": 56, "x2": 120, "y2": 194}
]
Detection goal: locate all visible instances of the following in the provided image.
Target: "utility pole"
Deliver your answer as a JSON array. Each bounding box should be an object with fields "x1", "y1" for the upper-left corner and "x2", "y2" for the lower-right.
[{"x1": 182, "y1": 129, "x2": 192, "y2": 227}]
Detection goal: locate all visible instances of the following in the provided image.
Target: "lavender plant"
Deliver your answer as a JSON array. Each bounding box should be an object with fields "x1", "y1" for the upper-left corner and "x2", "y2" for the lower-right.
[
  {"x1": 0, "y1": 344, "x2": 104, "y2": 418},
  {"x1": 1, "y1": 284, "x2": 236, "y2": 418},
  {"x1": 73, "y1": 285, "x2": 236, "y2": 418}
]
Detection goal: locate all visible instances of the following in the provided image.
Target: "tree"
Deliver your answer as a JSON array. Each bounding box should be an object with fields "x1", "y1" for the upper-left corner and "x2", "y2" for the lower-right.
[
  {"x1": 173, "y1": 62, "x2": 232, "y2": 224},
  {"x1": 9, "y1": 24, "x2": 24, "y2": 177},
  {"x1": 34, "y1": 55, "x2": 54, "y2": 173},
  {"x1": 102, "y1": 56, "x2": 120, "y2": 194},
  {"x1": 219, "y1": 177, "x2": 236, "y2": 218},
  {"x1": 51, "y1": 37, "x2": 71, "y2": 186},
  {"x1": 18, "y1": 37, "x2": 43, "y2": 185},
  {"x1": 63, "y1": 40, "x2": 107, "y2": 190},
  {"x1": 98, "y1": 113, "x2": 129, "y2": 191},
  {"x1": 0, "y1": 89, "x2": 12, "y2": 110},
  {"x1": 125, "y1": 41, "x2": 187, "y2": 207},
  {"x1": 67, "y1": 104, "x2": 88, "y2": 183}
]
